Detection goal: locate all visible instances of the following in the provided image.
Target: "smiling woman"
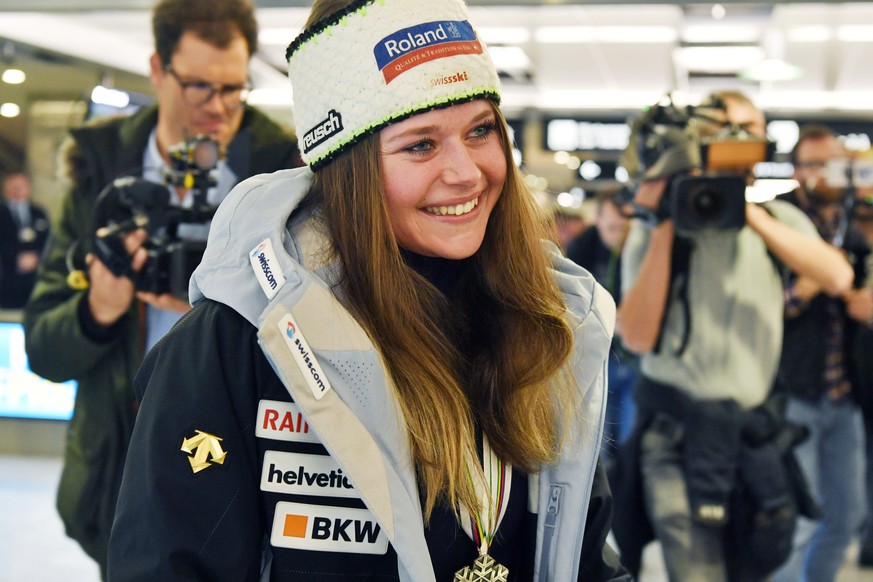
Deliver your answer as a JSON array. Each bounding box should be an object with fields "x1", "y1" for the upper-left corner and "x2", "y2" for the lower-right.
[{"x1": 106, "y1": 0, "x2": 627, "y2": 580}]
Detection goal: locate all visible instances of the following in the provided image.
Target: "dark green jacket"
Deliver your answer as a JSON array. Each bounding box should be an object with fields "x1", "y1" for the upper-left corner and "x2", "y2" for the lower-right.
[{"x1": 22, "y1": 104, "x2": 299, "y2": 576}]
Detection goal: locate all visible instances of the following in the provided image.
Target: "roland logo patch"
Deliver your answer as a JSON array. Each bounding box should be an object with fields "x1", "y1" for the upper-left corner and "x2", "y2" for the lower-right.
[
  {"x1": 250, "y1": 238, "x2": 286, "y2": 300},
  {"x1": 279, "y1": 313, "x2": 332, "y2": 400},
  {"x1": 373, "y1": 20, "x2": 482, "y2": 84},
  {"x1": 302, "y1": 109, "x2": 343, "y2": 154}
]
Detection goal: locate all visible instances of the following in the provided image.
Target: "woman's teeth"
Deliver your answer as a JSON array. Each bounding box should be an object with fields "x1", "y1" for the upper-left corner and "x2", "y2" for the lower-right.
[{"x1": 425, "y1": 197, "x2": 479, "y2": 216}]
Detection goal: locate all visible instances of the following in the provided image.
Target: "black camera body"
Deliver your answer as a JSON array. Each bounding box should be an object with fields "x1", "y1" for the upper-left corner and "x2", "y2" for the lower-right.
[
  {"x1": 92, "y1": 136, "x2": 223, "y2": 300},
  {"x1": 139, "y1": 238, "x2": 208, "y2": 300},
  {"x1": 621, "y1": 95, "x2": 774, "y2": 234}
]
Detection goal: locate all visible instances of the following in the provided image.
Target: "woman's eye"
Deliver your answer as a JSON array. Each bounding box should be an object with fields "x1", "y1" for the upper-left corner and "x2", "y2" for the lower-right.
[
  {"x1": 405, "y1": 140, "x2": 433, "y2": 154},
  {"x1": 471, "y1": 122, "x2": 496, "y2": 140}
]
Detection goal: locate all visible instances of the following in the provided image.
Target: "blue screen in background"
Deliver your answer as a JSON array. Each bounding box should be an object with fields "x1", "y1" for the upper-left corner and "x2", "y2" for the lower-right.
[{"x1": 0, "y1": 322, "x2": 76, "y2": 421}]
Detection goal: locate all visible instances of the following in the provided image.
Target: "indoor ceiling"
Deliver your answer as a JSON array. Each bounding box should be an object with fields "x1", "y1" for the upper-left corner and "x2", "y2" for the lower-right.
[{"x1": 2, "y1": 1, "x2": 873, "y2": 165}]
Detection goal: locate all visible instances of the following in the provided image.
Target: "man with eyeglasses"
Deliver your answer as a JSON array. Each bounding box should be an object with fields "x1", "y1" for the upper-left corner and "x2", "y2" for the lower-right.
[
  {"x1": 22, "y1": 0, "x2": 300, "y2": 577},
  {"x1": 772, "y1": 124, "x2": 872, "y2": 582}
]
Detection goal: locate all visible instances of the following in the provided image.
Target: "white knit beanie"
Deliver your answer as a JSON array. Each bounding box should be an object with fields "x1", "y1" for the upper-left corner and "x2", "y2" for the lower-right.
[{"x1": 287, "y1": 0, "x2": 501, "y2": 170}]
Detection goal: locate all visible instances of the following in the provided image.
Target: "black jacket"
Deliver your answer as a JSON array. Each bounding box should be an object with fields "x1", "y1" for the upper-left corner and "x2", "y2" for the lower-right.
[
  {"x1": 776, "y1": 190, "x2": 872, "y2": 413},
  {"x1": 108, "y1": 300, "x2": 630, "y2": 581}
]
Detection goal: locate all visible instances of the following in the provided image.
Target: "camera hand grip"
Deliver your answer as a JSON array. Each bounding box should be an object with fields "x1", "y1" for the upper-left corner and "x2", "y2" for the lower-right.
[{"x1": 92, "y1": 234, "x2": 135, "y2": 280}]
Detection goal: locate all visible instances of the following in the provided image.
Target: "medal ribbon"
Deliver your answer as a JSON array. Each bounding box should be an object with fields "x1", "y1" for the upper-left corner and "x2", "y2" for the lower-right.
[{"x1": 460, "y1": 435, "x2": 512, "y2": 556}]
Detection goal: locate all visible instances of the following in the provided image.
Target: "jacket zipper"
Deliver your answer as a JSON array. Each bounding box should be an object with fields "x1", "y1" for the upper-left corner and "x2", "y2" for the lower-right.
[{"x1": 538, "y1": 483, "x2": 563, "y2": 582}]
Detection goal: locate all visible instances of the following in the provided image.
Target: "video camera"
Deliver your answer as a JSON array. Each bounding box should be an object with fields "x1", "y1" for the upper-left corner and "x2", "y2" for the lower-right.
[
  {"x1": 620, "y1": 94, "x2": 775, "y2": 233},
  {"x1": 91, "y1": 135, "x2": 223, "y2": 300}
]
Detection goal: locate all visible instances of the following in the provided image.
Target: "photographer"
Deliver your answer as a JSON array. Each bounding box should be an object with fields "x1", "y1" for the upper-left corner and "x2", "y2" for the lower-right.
[
  {"x1": 772, "y1": 124, "x2": 872, "y2": 582},
  {"x1": 21, "y1": 0, "x2": 300, "y2": 577},
  {"x1": 610, "y1": 92, "x2": 853, "y2": 581}
]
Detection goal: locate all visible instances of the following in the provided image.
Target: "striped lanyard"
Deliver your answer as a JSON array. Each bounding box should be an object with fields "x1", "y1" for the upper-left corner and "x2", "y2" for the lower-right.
[{"x1": 459, "y1": 434, "x2": 512, "y2": 556}]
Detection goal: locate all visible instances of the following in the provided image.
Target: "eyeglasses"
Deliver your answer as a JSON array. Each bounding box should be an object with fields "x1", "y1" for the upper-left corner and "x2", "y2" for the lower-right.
[{"x1": 164, "y1": 65, "x2": 251, "y2": 110}]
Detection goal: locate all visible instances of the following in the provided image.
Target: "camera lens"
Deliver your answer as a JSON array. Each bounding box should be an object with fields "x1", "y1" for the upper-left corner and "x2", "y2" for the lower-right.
[
  {"x1": 193, "y1": 138, "x2": 220, "y2": 170},
  {"x1": 689, "y1": 187, "x2": 724, "y2": 224}
]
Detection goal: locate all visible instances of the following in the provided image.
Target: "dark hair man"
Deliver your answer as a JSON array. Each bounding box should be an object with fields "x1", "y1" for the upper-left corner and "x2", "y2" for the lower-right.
[
  {"x1": 771, "y1": 124, "x2": 872, "y2": 582},
  {"x1": 22, "y1": 0, "x2": 301, "y2": 576}
]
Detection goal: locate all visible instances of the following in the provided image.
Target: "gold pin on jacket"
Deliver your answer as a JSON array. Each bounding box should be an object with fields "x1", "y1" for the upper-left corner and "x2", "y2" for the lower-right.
[{"x1": 181, "y1": 430, "x2": 227, "y2": 473}]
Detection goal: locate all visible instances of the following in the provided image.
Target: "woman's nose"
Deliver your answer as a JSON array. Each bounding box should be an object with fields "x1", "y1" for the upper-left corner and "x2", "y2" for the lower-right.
[{"x1": 441, "y1": 142, "x2": 482, "y2": 186}]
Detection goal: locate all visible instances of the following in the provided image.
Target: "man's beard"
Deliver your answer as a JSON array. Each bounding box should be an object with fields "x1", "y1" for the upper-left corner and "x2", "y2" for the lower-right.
[{"x1": 805, "y1": 181, "x2": 847, "y2": 206}]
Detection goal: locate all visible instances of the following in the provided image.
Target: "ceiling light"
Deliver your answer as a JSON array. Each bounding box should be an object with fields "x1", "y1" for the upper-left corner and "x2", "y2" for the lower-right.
[
  {"x1": 681, "y1": 25, "x2": 761, "y2": 44},
  {"x1": 534, "y1": 26, "x2": 677, "y2": 44},
  {"x1": 535, "y1": 26, "x2": 593, "y2": 44},
  {"x1": 597, "y1": 26, "x2": 678, "y2": 43},
  {"x1": 756, "y1": 91, "x2": 873, "y2": 111},
  {"x1": 556, "y1": 191, "x2": 583, "y2": 209},
  {"x1": 837, "y1": 25, "x2": 873, "y2": 43},
  {"x1": 0, "y1": 102, "x2": 21, "y2": 118},
  {"x1": 487, "y1": 46, "x2": 531, "y2": 71},
  {"x1": 247, "y1": 88, "x2": 293, "y2": 107},
  {"x1": 787, "y1": 26, "x2": 831, "y2": 43},
  {"x1": 579, "y1": 160, "x2": 602, "y2": 180},
  {"x1": 673, "y1": 45, "x2": 764, "y2": 73},
  {"x1": 477, "y1": 27, "x2": 530, "y2": 45},
  {"x1": 90, "y1": 86, "x2": 130, "y2": 108},
  {"x1": 2, "y1": 68, "x2": 25, "y2": 84},
  {"x1": 531, "y1": 89, "x2": 675, "y2": 112},
  {"x1": 259, "y1": 27, "x2": 302, "y2": 46},
  {"x1": 711, "y1": 4, "x2": 726, "y2": 20},
  {"x1": 738, "y1": 59, "x2": 803, "y2": 82}
]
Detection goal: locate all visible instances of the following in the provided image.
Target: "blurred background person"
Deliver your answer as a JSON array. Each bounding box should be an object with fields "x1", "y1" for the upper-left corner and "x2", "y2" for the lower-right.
[
  {"x1": 0, "y1": 169, "x2": 50, "y2": 309},
  {"x1": 772, "y1": 124, "x2": 872, "y2": 582},
  {"x1": 21, "y1": 0, "x2": 300, "y2": 577},
  {"x1": 849, "y1": 148, "x2": 873, "y2": 570},
  {"x1": 566, "y1": 188, "x2": 638, "y2": 460},
  {"x1": 552, "y1": 203, "x2": 588, "y2": 251}
]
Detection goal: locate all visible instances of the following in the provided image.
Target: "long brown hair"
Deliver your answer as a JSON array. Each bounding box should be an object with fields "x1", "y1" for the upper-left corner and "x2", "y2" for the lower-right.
[{"x1": 303, "y1": 0, "x2": 579, "y2": 520}]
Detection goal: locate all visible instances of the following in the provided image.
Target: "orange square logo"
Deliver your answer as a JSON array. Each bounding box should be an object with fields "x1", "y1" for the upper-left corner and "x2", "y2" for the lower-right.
[{"x1": 283, "y1": 514, "x2": 308, "y2": 538}]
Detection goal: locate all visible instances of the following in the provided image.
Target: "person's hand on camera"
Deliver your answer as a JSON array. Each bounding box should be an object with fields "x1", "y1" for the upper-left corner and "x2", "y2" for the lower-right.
[
  {"x1": 87, "y1": 228, "x2": 148, "y2": 327},
  {"x1": 136, "y1": 291, "x2": 191, "y2": 314},
  {"x1": 635, "y1": 177, "x2": 668, "y2": 212},
  {"x1": 844, "y1": 286, "x2": 873, "y2": 325}
]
